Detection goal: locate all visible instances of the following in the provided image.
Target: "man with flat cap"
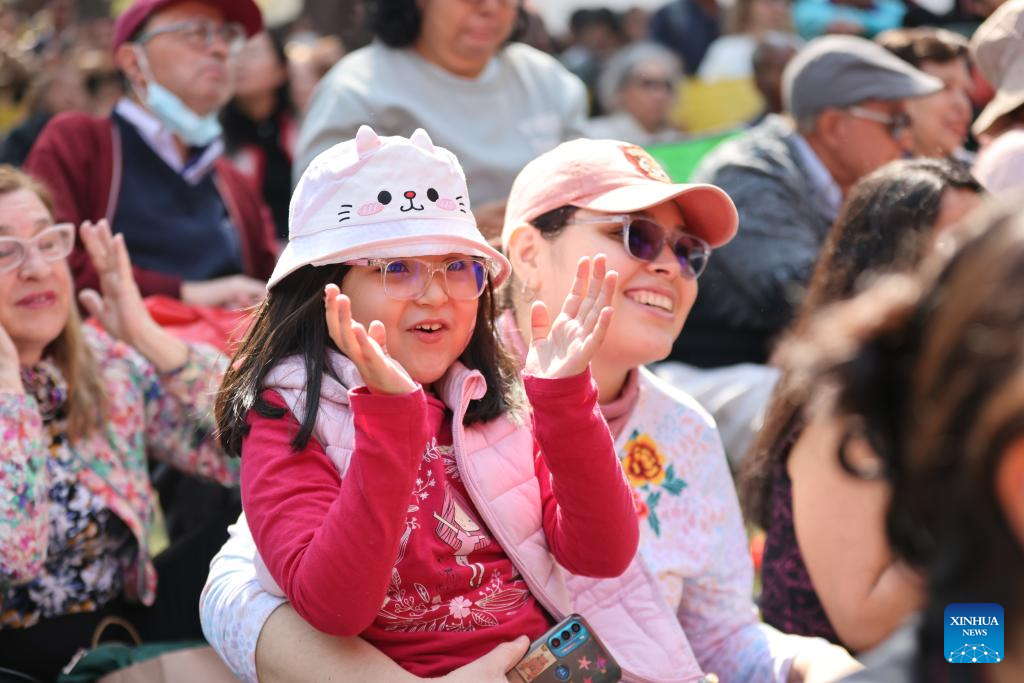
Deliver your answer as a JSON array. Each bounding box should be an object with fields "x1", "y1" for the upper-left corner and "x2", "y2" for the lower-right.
[
  {"x1": 672, "y1": 35, "x2": 942, "y2": 368},
  {"x1": 25, "y1": 0, "x2": 277, "y2": 308}
]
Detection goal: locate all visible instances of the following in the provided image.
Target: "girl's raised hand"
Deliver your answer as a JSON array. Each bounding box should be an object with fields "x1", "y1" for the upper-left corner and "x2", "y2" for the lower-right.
[
  {"x1": 525, "y1": 255, "x2": 616, "y2": 380},
  {"x1": 325, "y1": 284, "x2": 417, "y2": 395}
]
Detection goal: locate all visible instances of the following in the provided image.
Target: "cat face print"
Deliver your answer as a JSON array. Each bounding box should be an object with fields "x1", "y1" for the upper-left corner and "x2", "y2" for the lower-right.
[
  {"x1": 337, "y1": 186, "x2": 468, "y2": 222},
  {"x1": 333, "y1": 127, "x2": 473, "y2": 225}
]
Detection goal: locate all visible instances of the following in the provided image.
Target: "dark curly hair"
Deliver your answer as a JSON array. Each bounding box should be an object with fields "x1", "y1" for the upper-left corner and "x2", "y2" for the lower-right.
[
  {"x1": 774, "y1": 202, "x2": 1024, "y2": 683},
  {"x1": 369, "y1": 0, "x2": 529, "y2": 48},
  {"x1": 741, "y1": 158, "x2": 983, "y2": 528}
]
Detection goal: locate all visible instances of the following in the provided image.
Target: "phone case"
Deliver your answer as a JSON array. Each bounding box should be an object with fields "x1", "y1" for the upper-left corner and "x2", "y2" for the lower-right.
[{"x1": 507, "y1": 614, "x2": 621, "y2": 683}]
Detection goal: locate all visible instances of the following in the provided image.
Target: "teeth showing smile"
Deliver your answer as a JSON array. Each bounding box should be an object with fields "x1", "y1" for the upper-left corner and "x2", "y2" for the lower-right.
[
  {"x1": 626, "y1": 290, "x2": 674, "y2": 312},
  {"x1": 414, "y1": 323, "x2": 443, "y2": 332}
]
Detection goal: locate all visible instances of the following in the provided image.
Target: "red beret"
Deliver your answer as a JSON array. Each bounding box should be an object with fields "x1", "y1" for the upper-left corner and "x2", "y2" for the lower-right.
[{"x1": 112, "y1": 0, "x2": 263, "y2": 52}]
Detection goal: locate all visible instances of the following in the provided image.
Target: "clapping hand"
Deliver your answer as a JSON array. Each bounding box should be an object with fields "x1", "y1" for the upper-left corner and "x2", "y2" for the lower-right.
[
  {"x1": 79, "y1": 220, "x2": 188, "y2": 373},
  {"x1": 0, "y1": 321, "x2": 22, "y2": 392},
  {"x1": 525, "y1": 255, "x2": 617, "y2": 380},
  {"x1": 324, "y1": 284, "x2": 417, "y2": 395},
  {"x1": 78, "y1": 220, "x2": 150, "y2": 347}
]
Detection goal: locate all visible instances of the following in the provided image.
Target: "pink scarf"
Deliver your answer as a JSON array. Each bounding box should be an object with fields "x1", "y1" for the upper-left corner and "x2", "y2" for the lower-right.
[{"x1": 496, "y1": 310, "x2": 639, "y2": 439}]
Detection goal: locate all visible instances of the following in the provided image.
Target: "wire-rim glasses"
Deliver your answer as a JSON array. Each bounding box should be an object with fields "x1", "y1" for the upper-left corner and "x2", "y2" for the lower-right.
[{"x1": 345, "y1": 257, "x2": 489, "y2": 300}]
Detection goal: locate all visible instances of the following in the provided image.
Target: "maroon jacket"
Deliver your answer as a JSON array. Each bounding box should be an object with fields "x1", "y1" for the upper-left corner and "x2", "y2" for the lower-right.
[{"x1": 24, "y1": 111, "x2": 278, "y2": 297}]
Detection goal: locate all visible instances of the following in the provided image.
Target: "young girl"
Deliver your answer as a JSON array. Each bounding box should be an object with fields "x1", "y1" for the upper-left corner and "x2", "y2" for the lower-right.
[
  {"x1": 213, "y1": 126, "x2": 671, "y2": 680},
  {"x1": 203, "y1": 135, "x2": 860, "y2": 683}
]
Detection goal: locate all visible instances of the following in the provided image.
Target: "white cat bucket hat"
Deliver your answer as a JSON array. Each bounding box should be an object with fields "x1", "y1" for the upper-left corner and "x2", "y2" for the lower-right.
[{"x1": 268, "y1": 125, "x2": 511, "y2": 289}]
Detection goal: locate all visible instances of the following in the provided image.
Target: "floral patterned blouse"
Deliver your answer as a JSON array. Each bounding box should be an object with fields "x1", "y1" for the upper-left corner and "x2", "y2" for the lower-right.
[{"x1": 0, "y1": 325, "x2": 237, "y2": 629}]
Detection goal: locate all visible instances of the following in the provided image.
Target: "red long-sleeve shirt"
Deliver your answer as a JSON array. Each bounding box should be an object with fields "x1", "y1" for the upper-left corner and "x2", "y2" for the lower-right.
[{"x1": 241, "y1": 370, "x2": 638, "y2": 677}]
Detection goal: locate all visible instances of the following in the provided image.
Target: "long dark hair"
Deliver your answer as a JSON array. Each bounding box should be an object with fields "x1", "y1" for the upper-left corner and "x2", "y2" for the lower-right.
[
  {"x1": 775, "y1": 203, "x2": 1024, "y2": 682},
  {"x1": 369, "y1": 0, "x2": 529, "y2": 48},
  {"x1": 740, "y1": 158, "x2": 983, "y2": 527},
  {"x1": 220, "y1": 28, "x2": 294, "y2": 155},
  {"x1": 216, "y1": 264, "x2": 522, "y2": 456}
]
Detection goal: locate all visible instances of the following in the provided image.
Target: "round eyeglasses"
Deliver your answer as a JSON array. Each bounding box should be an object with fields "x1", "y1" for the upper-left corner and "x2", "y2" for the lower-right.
[
  {"x1": 345, "y1": 257, "x2": 489, "y2": 300},
  {"x1": 0, "y1": 223, "x2": 75, "y2": 274},
  {"x1": 569, "y1": 214, "x2": 711, "y2": 279},
  {"x1": 136, "y1": 19, "x2": 247, "y2": 55}
]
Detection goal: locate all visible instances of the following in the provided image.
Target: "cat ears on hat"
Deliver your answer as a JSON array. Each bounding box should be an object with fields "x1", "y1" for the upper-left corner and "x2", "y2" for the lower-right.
[{"x1": 355, "y1": 124, "x2": 437, "y2": 158}]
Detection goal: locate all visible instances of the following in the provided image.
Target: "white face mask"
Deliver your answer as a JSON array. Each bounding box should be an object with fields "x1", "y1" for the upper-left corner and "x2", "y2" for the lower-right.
[{"x1": 132, "y1": 46, "x2": 223, "y2": 147}]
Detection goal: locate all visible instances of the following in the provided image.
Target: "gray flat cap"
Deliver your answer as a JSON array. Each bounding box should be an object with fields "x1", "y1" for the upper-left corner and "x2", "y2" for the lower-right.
[{"x1": 783, "y1": 35, "x2": 943, "y2": 119}]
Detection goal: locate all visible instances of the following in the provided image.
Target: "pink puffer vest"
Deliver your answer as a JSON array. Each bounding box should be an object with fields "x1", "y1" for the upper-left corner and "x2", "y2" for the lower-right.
[{"x1": 258, "y1": 352, "x2": 709, "y2": 683}]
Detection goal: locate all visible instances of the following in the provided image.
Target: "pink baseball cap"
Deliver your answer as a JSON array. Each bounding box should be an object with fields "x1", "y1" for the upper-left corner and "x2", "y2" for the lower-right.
[
  {"x1": 501, "y1": 139, "x2": 738, "y2": 251},
  {"x1": 112, "y1": 0, "x2": 263, "y2": 52},
  {"x1": 269, "y1": 125, "x2": 511, "y2": 290}
]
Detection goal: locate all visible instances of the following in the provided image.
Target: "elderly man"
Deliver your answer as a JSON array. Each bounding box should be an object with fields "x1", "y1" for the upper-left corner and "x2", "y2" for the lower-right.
[
  {"x1": 25, "y1": 0, "x2": 276, "y2": 308},
  {"x1": 673, "y1": 35, "x2": 942, "y2": 367}
]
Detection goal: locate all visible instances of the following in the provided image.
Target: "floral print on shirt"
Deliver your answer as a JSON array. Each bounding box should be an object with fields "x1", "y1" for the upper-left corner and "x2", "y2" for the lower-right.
[
  {"x1": 621, "y1": 429, "x2": 687, "y2": 537},
  {"x1": 0, "y1": 326, "x2": 235, "y2": 628}
]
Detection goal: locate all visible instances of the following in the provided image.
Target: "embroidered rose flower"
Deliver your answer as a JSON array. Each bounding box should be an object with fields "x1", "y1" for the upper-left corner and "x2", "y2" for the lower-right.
[
  {"x1": 622, "y1": 432, "x2": 667, "y2": 486},
  {"x1": 448, "y1": 596, "x2": 472, "y2": 619}
]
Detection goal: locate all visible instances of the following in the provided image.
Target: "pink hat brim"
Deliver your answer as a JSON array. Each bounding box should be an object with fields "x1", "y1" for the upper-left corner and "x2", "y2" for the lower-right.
[
  {"x1": 574, "y1": 182, "x2": 738, "y2": 248},
  {"x1": 268, "y1": 220, "x2": 511, "y2": 291}
]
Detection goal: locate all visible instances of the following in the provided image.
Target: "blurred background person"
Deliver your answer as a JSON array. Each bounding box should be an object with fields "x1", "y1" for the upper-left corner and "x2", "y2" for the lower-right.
[
  {"x1": 792, "y1": 0, "x2": 906, "y2": 40},
  {"x1": 970, "y1": 0, "x2": 1024, "y2": 195},
  {"x1": 877, "y1": 27, "x2": 973, "y2": 159},
  {"x1": 699, "y1": 0, "x2": 795, "y2": 82},
  {"x1": 750, "y1": 31, "x2": 802, "y2": 125},
  {"x1": 221, "y1": 30, "x2": 297, "y2": 243},
  {"x1": 284, "y1": 33, "x2": 344, "y2": 116},
  {"x1": 676, "y1": 36, "x2": 941, "y2": 369},
  {"x1": 77, "y1": 47, "x2": 125, "y2": 116},
  {"x1": 779, "y1": 202, "x2": 1024, "y2": 683},
  {"x1": 559, "y1": 7, "x2": 625, "y2": 108},
  {"x1": 587, "y1": 41, "x2": 685, "y2": 144},
  {"x1": 296, "y1": 0, "x2": 588, "y2": 240},
  {"x1": 649, "y1": 0, "x2": 720, "y2": 75},
  {"x1": 24, "y1": 0, "x2": 277, "y2": 308},
  {"x1": 742, "y1": 157, "x2": 983, "y2": 655},
  {"x1": 0, "y1": 64, "x2": 89, "y2": 166}
]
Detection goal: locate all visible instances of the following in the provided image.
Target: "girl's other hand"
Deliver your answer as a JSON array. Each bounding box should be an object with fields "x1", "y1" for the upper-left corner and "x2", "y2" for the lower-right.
[
  {"x1": 525, "y1": 255, "x2": 616, "y2": 380},
  {"x1": 325, "y1": 284, "x2": 417, "y2": 395}
]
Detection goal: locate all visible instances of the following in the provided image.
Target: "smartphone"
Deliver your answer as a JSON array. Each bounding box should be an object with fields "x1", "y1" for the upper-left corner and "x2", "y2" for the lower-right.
[{"x1": 506, "y1": 614, "x2": 621, "y2": 683}]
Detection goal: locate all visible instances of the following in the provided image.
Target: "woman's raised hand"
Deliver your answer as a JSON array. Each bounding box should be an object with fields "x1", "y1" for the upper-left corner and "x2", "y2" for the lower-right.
[
  {"x1": 0, "y1": 322, "x2": 23, "y2": 392},
  {"x1": 325, "y1": 284, "x2": 417, "y2": 395},
  {"x1": 78, "y1": 219, "x2": 149, "y2": 346},
  {"x1": 79, "y1": 220, "x2": 188, "y2": 373},
  {"x1": 525, "y1": 255, "x2": 616, "y2": 380}
]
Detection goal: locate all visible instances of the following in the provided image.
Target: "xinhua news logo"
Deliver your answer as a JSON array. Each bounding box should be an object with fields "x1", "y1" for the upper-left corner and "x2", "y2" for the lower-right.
[{"x1": 945, "y1": 603, "x2": 1004, "y2": 664}]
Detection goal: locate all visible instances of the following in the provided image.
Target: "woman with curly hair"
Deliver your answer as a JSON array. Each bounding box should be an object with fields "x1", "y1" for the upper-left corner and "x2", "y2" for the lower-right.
[
  {"x1": 773, "y1": 201, "x2": 1024, "y2": 683},
  {"x1": 742, "y1": 158, "x2": 983, "y2": 654}
]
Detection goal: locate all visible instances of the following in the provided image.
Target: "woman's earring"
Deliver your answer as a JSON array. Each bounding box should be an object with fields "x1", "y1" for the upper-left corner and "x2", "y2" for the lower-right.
[{"x1": 521, "y1": 281, "x2": 538, "y2": 303}]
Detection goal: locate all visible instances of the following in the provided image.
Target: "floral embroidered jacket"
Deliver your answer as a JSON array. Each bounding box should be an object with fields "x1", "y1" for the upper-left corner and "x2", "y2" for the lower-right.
[{"x1": 0, "y1": 326, "x2": 236, "y2": 624}]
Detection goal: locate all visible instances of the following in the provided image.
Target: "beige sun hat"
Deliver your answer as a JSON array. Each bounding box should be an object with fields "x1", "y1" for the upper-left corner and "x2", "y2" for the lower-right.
[{"x1": 971, "y1": 0, "x2": 1024, "y2": 137}]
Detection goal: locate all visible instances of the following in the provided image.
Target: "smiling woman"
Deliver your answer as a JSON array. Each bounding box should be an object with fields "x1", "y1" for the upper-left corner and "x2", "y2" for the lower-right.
[
  {"x1": 496, "y1": 137, "x2": 863, "y2": 682},
  {"x1": 0, "y1": 166, "x2": 238, "y2": 680}
]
